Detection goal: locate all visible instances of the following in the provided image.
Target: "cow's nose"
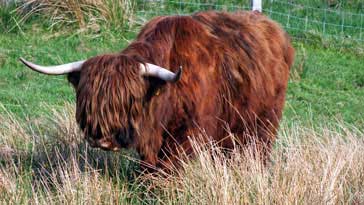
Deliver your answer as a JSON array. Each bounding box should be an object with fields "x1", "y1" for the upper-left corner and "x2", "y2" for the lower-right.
[
  {"x1": 97, "y1": 138, "x2": 121, "y2": 151},
  {"x1": 86, "y1": 136, "x2": 121, "y2": 151}
]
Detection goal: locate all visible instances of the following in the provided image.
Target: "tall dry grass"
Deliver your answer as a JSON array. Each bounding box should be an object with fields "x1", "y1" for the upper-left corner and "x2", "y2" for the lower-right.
[
  {"x1": 20, "y1": 0, "x2": 136, "y2": 30},
  {"x1": 151, "y1": 124, "x2": 364, "y2": 204},
  {"x1": 0, "y1": 104, "x2": 363, "y2": 204}
]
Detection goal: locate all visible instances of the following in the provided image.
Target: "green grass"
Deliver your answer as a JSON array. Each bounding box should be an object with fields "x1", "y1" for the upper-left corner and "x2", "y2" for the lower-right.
[
  {"x1": 1, "y1": 28, "x2": 363, "y2": 125},
  {"x1": 0, "y1": 1, "x2": 363, "y2": 126},
  {"x1": 285, "y1": 43, "x2": 364, "y2": 125},
  {"x1": 0, "y1": 30, "x2": 135, "y2": 117}
]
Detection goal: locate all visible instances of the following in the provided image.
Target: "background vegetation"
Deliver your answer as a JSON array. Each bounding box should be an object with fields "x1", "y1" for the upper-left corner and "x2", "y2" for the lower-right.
[{"x1": 0, "y1": 0, "x2": 363, "y2": 204}]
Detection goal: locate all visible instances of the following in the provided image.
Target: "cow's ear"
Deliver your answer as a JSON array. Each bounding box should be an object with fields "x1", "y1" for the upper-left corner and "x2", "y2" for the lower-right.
[
  {"x1": 67, "y1": 72, "x2": 81, "y2": 88},
  {"x1": 143, "y1": 76, "x2": 167, "y2": 101}
]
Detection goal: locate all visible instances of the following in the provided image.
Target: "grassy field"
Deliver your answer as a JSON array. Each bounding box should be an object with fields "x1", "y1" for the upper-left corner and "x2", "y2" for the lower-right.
[
  {"x1": 1, "y1": 30, "x2": 363, "y2": 124},
  {"x1": 0, "y1": 0, "x2": 364, "y2": 204},
  {"x1": 1, "y1": 108, "x2": 364, "y2": 204}
]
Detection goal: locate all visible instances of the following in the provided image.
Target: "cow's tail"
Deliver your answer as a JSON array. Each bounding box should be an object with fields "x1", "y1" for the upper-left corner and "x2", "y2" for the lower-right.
[{"x1": 284, "y1": 35, "x2": 295, "y2": 70}]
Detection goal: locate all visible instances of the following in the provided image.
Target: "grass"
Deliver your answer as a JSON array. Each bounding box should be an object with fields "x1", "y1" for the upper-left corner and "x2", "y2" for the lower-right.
[
  {"x1": 0, "y1": 0, "x2": 363, "y2": 124},
  {"x1": 1, "y1": 30, "x2": 363, "y2": 124},
  {"x1": 0, "y1": 0, "x2": 364, "y2": 204},
  {"x1": 0, "y1": 29, "x2": 137, "y2": 117},
  {"x1": 15, "y1": 0, "x2": 136, "y2": 31},
  {"x1": 0, "y1": 105, "x2": 363, "y2": 204},
  {"x1": 285, "y1": 42, "x2": 364, "y2": 125}
]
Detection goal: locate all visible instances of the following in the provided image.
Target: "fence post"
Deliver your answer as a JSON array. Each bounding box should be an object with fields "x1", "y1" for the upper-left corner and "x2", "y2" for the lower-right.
[{"x1": 251, "y1": 0, "x2": 262, "y2": 12}]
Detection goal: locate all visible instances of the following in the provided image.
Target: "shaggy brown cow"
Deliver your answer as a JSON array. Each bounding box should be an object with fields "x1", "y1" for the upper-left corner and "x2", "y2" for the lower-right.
[{"x1": 20, "y1": 10, "x2": 294, "y2": 170}]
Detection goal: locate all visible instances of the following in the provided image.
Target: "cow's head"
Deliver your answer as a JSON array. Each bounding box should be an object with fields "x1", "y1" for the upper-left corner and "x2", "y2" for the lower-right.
[{"x1": 20, "y1": 55, "x2": 182, "y2": 151}]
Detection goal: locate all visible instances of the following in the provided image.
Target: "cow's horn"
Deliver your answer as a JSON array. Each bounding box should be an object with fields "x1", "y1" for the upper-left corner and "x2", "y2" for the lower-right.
[
  {"x1": 140, "y1": 63, "x2": 182, "y2": 82},
  {"x1": 19, "y1": 57, "x2": 85, "y2": 75}
]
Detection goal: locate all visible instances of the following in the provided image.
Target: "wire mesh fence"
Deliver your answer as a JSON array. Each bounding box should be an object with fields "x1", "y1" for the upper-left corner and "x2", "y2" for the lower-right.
[{"x1": 132, "y1": 0, "x2": 364, "y2": 46}]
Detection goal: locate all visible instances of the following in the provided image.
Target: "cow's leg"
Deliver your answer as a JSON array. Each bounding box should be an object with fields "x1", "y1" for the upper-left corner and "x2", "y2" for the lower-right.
[
  {"x1": 229, "y1": 111, "x2": 280, "y2": 165},
  {"x1": 254, "y1": 107, "x2": 283, "y2": 164},
  {"x1": 135, "y1": 133, "x2": 164, "y2": 172},
  {"x1": 156, "y1": 127, "x2": 211, "y2": 171},
  {"x1": 157, "y1": 137, "x2": 194, "y2": 171}
]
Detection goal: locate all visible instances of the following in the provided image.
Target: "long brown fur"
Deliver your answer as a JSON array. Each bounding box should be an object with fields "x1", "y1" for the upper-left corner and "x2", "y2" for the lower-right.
[{"x1": 67, "y1": 10, "x2": 295, "y2": 169}]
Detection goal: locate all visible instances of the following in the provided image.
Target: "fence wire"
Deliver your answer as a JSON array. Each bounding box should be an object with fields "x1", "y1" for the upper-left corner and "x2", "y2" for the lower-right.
[{"x1": 133, "y1": 0, "x2": 364, "y2": 45}]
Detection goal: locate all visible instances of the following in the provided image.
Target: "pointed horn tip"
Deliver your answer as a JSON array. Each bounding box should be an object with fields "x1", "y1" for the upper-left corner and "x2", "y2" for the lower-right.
[
  {"x1": 173, "y1": 66, "x2": 183, "y2": 82},
  {"x1": 19, "y1": 57, "x2": 36, "y2": 69},
  {"x1": 19, "y1": 57, "x2": 40, "y2": 73},
  {"x1": 19, "y1": 57, "x2": 28, "y2": 65},
  {"x1": 19, "y1": 57, "x2": 34, "y2": 69}
]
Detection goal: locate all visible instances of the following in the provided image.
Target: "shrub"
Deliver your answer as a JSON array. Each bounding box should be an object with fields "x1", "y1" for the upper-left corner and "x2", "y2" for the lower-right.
[{"x1": 19, "y1": 0, "x2": 136, "y2": 31}]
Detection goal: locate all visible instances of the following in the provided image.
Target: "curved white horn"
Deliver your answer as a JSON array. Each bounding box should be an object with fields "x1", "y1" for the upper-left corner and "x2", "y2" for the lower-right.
[
  {"x1": 140, "y1": 63, "x2": 182, "y2": 82},
  {"x1": 19, "y1": 57, "x2": 85, "y2": 75}
]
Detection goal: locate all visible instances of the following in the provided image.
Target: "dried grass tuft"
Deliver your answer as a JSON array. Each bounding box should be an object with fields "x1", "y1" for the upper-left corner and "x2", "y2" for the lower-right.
[{"x1": 19, "y1": 0, "x2": 136, "y2": 30}]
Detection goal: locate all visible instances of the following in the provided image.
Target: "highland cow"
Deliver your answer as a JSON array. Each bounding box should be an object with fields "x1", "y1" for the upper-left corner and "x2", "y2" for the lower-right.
[{"x1": 20, "y1": 10, "x2": 294, "y2": 170}]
